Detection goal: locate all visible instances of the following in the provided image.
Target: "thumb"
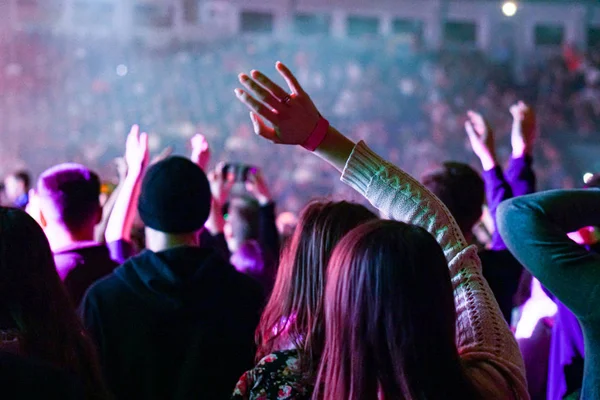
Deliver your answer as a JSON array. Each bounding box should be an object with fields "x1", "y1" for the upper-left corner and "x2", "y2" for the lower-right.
[
  {"x1": 465, "y1": 121, "x2": 478, "y2": 141},
  {"x1": 250, "y1": 112, "x2": 280, "y2": 143}
]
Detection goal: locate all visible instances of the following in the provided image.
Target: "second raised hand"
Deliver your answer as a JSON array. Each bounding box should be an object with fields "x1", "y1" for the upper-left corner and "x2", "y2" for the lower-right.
[{"x1": 234, "y1": 62, "x2": 321, "y2": 146}]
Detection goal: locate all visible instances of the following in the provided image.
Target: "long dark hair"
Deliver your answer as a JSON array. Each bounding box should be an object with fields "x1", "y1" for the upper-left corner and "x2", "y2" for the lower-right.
[
  {"x1": 0, "y1": 207, "x2": 109, "y2": 399},
  {"x1": 314, "y1": 220, "x2": 477, "y2": 400},
  {"x1": 256, "y1": 201, "x2": 377, "y2": 376}
]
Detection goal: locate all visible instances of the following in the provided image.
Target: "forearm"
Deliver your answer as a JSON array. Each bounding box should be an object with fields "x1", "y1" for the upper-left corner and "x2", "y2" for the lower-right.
[
  {"x1": 497, "y1": 189, "x2": 600, "y2": 318},
  {"x1": 94, "y1": 182, "x2": 123, "y2": 243},
  {"x1": 313, "y1": 126, "x2": 356, "y2": 173},
  {"x1": 482, "y1": 167, "x2": 513, "y2": 250},
  {"x1": 505, "y1": 155, "x2": 536, "y2": 197},
  {"x1": 105, "y1": 171, "x2": 143, "y2": 243}
]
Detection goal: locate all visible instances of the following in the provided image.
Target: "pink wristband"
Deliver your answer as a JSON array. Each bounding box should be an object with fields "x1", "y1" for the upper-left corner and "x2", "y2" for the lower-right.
[{"x1": 301, "y1": 118, "x2": 329, "y2": 151}]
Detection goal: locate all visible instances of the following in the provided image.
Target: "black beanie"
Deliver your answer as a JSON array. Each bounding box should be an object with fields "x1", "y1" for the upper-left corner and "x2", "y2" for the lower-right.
[{"x1": 138, "y1": 156, "x2": 212, "y2": 234}]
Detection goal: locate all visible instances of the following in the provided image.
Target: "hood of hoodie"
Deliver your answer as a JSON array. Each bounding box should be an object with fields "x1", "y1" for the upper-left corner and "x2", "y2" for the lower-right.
[{"x1": 113, "y1": 246, "x2": 231, "y2": 312}]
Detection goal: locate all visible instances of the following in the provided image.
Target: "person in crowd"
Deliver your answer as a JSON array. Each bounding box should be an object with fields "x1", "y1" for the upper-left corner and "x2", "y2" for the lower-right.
[
  {"x1": 421, "y1": 102, "x2": 536, "y2": 324},
  {"x1": 541, "y1": 173, "x2": 600, "y2": 400},
  {"x1": 232, "y1": 199, "x2": 377, "y2": 399},
  {"x1": 2, "y1": 170, "x2": 31, "y2": 209},
  {"x1": 81, "y1": 156, "x2": 265, "y2": 400},
  {"x1": 30, "y1": 126, "x2": 148, "y2": 306},
  {"x1": 0, "y1": 207, "x2": 109, "y2": 399},
  {"x1": 232, "y1": 62, "x2": 528, "y2": 399},
  {"x1": 225, "y1": 170, "x2": 280, "y2": 294},
  {"x1": 498, "y1": 184, "x2": 600, "y2": 400}
]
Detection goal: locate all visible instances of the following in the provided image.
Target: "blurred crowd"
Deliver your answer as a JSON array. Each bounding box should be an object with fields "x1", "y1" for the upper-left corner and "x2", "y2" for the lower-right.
[{"x1": 1, "y1": 32, "x2": 599, "y2": 213}]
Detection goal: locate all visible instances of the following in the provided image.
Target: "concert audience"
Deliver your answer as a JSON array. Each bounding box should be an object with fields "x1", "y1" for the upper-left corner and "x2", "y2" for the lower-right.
[
  {"x1": 232, "y1": 62, "x2": 527, "y2": 399},
  {"x1": 0, "y1": 207, "x2": 109, "y2": 399},
  {"x1": 81, "y1": 156, "x2": 265, "y2": 399}
]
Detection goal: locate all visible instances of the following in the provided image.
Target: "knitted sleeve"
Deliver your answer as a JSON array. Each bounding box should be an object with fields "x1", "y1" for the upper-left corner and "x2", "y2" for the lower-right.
[{"x1": 340, "y1": 141, "x2": 529, "y2": 399}]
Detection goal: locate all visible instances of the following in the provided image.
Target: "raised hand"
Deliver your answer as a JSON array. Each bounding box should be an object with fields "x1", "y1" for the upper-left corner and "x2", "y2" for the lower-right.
[
  {"x1": 125, "y1": 124, "x2": 150, "y2": 175},
  {"x1": 205, "y1": 163, "x2": 235, "y2": 235},
  {"x1": 510, "y1": 101, "x2": 536, "y2": 158},
  {"x1": 151, "y1": 146, "x2": 173, "y2": 166},
  {"x1": 234, "y1": 61, "x2": 321, "y2": 145},
  {"x1": 190, "y1": 134, "x2": 211, "y2": 171},
  {"x1": 208, "y1": 163, "x2": 234, "y2": 207},
  {"x1": 465, "y1": 110, "x2": 497, "y2": 171},
  {"x1": 245, "y1": 169, "x2": 272, "y2": 206}
]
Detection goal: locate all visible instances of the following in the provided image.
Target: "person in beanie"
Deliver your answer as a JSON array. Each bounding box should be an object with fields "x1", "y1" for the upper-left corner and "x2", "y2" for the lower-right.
[{"x1": 81, "y1": 156, "x2": 265, "y2": 400}]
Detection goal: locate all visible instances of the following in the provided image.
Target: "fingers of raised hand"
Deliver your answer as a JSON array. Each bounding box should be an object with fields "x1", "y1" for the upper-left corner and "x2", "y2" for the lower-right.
[
  {"x1": 235, "y1": 89, "x2": 279, "y2": 125},
  {"x1": 249, "y1": 69, "x2": 290, "y2": 101},
  {"x1": 250, "y1": 112, "x2": 281, "y2": 144},
  {"x1": 239, "y1": 74, "x2": 284, "y2": 111},
  {"x1": 276, "y1": 62, "x2": 304, "y2": 96}
]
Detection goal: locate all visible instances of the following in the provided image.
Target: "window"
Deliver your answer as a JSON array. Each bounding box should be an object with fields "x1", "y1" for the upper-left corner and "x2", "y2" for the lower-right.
[
  {"x1": 293, "y1": 13, "x2": 330, "y2": 36},
  {"x1": 240, "y1": 11, "x2": 274, "y2": 33},
  {"x1": 73, "y1": 2, "x2": 114, "y2": 26},
  {"x1": 392, "y1": 18, "x2": 423, "y2": 41},
  {"x1": 444, "y1": 21, "x2": 477, "y2": 44},
  {"x1": 535, "y1": 24, "x2": 564, "y2": 46},
  {"x1": 347, "y1": 16, "x2": 379, "y2": 37},
  {"x1": 133, "y1": 4, "x2": 174, "y2": 28}
]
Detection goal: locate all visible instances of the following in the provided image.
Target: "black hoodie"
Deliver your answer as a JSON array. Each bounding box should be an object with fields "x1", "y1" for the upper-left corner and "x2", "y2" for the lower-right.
[{"x1": 81, "y1": 246, "x2": 264, "y2": 400}]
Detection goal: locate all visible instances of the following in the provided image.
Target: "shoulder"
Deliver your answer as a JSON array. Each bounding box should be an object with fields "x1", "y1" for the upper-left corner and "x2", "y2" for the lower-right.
[{"x1": 232, "y1": 350, "x2": 311, "y2": 400}]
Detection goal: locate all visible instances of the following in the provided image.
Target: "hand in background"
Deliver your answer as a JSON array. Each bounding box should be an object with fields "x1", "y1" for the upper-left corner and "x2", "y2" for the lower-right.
[
  {"x1": 465, "y1": 110, "x2": 497, "y2": 171},
  {"x1": 151, "y1": 146, "x2": 173, "y2": 166},
  {"x1": 235, "y1": 61, "x2": 321, "y2": 145},
  {"x1": 510, "y1": 101, "x2": 537, "y2": 158},
  {"x1": 125, "y1": 124, "x2": 149, "y2": 176},
  {"x1": 246, "y1": 170, "x2": 272, "y2": 206},
  {"x1": 115, "y1": 157, "x2": 128, "y2": 183},
  {"x1": 191, "y1": 134, "x2": 210, "y2": 171},
  {"x1": 205, "y1": 163, "x2": 234, "y2": 235}
]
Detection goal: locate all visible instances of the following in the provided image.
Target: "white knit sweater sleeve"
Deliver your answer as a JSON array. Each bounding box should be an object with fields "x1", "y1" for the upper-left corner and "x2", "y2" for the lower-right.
[{"x1": 340, "y1": 141, "x2": 529, "y2": 399}]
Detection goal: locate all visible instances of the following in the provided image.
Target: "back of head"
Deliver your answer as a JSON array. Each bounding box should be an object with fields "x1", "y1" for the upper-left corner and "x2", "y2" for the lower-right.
[
  {"x1": 315, "y1": 220, "x2": 474, "y2": 400},
  {"x1": 257, "y1": 200, "x2": 377, "y2": 370},
  {"x1": 225, "y1": 197, "x2": 260, "y2": 253},
  {"x1": 0, "y1": 208, "x2": 105, "y2": 396},
  {"x1": 138, "y1": 156, "x2": 212, "y2": 235},
  {"x1": 37, "y1": 164, "x2": 101, "y2": 233},
  {"x1": 421, "y1": 162, "x2": 484, "y2": 235},
  {"x1": 3, "y1": 170, "x2": 31, "y2": 205}
]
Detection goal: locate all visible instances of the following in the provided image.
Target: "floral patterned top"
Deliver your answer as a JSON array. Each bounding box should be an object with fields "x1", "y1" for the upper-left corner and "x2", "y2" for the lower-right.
[{"x1": 231, "y1": 350, "x2": 313, "y2": 400}]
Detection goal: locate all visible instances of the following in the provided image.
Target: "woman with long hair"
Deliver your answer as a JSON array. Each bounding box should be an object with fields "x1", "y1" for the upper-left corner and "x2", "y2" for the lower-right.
[
  {"x1": 232, "y1": 62, "x2": 528, "y2": 399},
  {"x1": 0, "y1": 207, "x2": 109, "y2": 399},
  {"x1": 232, "y1": 201, "x2": 377, "y2": 398}
]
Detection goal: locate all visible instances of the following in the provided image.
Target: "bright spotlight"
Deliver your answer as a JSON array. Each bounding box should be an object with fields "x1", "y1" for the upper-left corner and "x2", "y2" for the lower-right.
[
  {"x1": 116, "y1": 64, "x2": 128, "y2": 77},
  {"x1": 583, "y1": 172, "x2": 594, "y2": 184},
  {"x1": 502, "y1": 1, "x2": 518, "y2": 17}
]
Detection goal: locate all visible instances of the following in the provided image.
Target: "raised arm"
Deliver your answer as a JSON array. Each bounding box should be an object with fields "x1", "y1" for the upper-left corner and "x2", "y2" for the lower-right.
[
  {"x1": 505, "y1": 101, "x2": 537, "y2": 196},
  {"x1": 234, "y1": 62, "x2": 528, "y2": 399},
  {"x1": 465, "y1": 110, "x2": 513, "y2": 250},
  {"x1": 497, "y1": 189, "x2": 600, "y2": 319},
  {"x1": 104, "y1": 125, "x2": 149, "y2": 245}
]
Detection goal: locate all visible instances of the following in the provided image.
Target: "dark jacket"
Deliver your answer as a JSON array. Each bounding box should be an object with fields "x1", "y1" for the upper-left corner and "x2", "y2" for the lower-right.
[
  {"x1": 81, "y1": 246, "x2": 264, "y2": 400},
  {"x1": 54, "y1": 242, "x2": 119, "y2": 307}
]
